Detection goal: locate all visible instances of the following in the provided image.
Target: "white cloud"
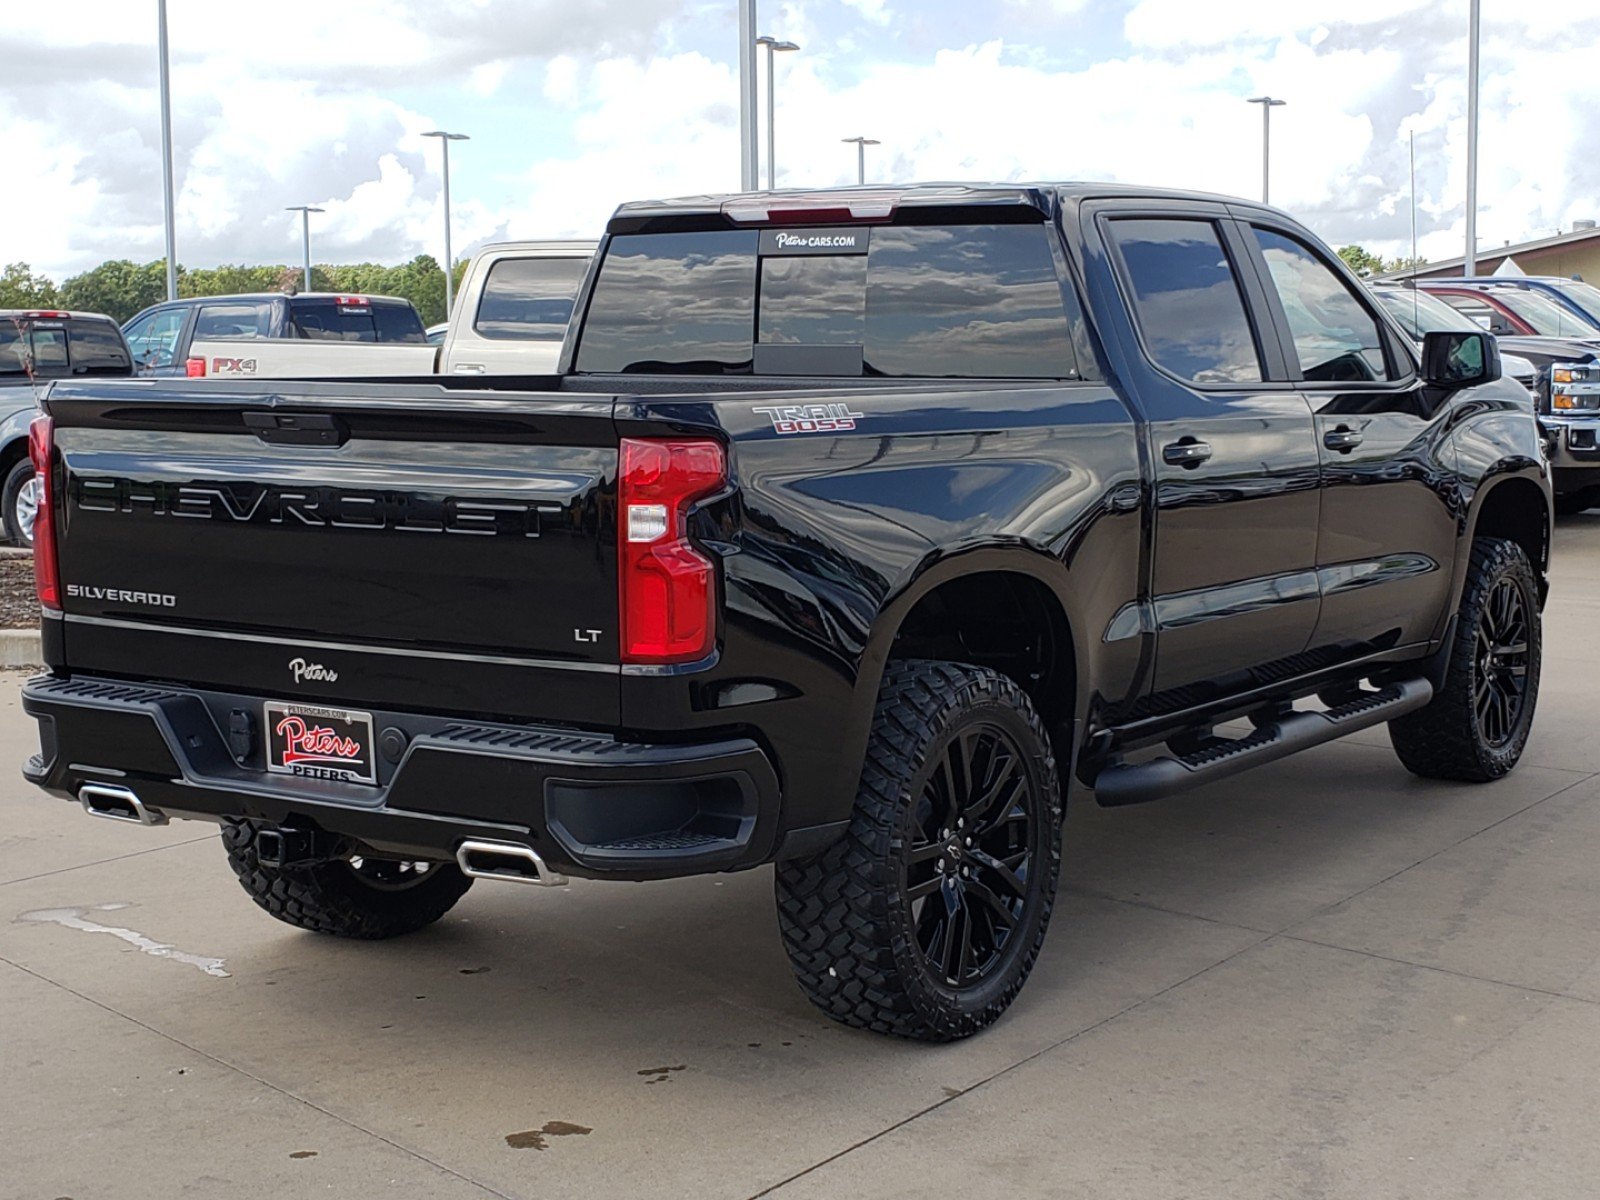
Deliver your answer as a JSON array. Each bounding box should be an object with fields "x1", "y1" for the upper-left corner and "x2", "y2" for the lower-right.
[{"x1": 6, "y1": 0, "x2": 1600, "y2": 284}]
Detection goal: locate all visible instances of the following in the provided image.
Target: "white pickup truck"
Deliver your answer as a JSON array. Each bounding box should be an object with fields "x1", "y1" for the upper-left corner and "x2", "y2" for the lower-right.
[{"x1": 181, "y1": 240, "x2": 595, "y2": 379}]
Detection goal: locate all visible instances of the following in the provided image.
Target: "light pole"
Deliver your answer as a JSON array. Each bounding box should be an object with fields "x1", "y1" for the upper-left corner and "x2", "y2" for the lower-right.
[
  {"x1": 842, "y1": 136, "x2": 880, "y2": 186},
  {"x1": 285, "y1": 206, "x2": 324, "y2": 292},
  {"x1": 422, "y1": 130, "x2": 469, "y2": 318},
  {"x1": 1246, "y1": 96, "x2": 1287, "y2": 204},
  {"x1": 157, "y1": 0, "x2": 178, "y2": 300},
  {"x1": 739, "y1": 0, "x2": 757, "y2": 190},
  {"x1": 1465, "y1": 0, "x2": 1481, "y2": 277},
  {"x1": 756, "y1": 36, "x2": 800, "y2": 191}
]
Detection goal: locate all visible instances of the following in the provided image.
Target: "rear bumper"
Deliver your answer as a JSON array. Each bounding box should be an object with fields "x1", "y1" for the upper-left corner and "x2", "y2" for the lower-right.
[{"x1": 21, "y1": 674, "x2": 783, "y2": 881}]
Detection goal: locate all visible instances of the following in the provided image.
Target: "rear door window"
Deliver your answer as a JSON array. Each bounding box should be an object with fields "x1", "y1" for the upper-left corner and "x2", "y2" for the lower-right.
[
  {"x1": 1107, "y1": 217, "x2": 1264, "y2": 385},
  {"x1": 474, "y1": 256, "x2": 591, "y2": 341}
]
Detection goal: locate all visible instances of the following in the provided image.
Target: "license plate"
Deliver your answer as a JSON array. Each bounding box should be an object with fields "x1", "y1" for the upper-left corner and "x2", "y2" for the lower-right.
[{"x1": 264, "y1": 702, "x2": 377, "y2": 785}]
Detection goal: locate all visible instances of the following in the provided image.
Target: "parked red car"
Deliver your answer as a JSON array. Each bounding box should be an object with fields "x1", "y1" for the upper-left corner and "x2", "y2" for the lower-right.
[{"x1": 1418, "y1": 282, "x2": 1600, "y2": 341}]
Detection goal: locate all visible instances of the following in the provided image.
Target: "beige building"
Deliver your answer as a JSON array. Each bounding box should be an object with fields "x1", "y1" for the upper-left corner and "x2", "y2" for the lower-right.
[{"x1": 1389, "y1": 222, "x2": 1600, "y2": 282}]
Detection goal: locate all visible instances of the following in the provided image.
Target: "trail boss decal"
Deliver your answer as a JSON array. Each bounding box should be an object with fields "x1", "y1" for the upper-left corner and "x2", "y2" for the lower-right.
[
  {"x1": 264, "y1": 702, "x2": 376, "y2": 784},
  {"x1": 752, "y1": 403, "x2": 866, "y2": 435}
]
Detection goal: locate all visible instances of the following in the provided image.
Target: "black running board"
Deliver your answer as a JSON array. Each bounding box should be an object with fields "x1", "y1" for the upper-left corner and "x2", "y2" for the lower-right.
[{"x1": 1091, "y1": 679, "x2": 1434, "y2": 807}]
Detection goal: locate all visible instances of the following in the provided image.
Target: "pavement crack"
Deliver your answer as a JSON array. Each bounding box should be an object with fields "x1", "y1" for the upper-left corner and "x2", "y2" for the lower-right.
[
  {"x1": 0, "y1": 833, "x2": 218, "y2": 889},
  {"x1": 747, "y1": 927, "x2": 1278, "y2": 1198}
]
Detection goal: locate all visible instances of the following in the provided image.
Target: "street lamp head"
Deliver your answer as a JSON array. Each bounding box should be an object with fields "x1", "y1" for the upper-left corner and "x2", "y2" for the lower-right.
[
  {"x1": 1246, "y1": 96, "x2": 1287, "y2": 107},
  {"x1": 422, "y1": 130, "x2": 471, "y2": 141},
  {"x1": 774, "y1": 40, "x2": 800, "y2": 51},
  {"x1": 842, "y1": 136, "x2": 881, "y2": 146},
  {"x1": 285, "y1": 205, "x2": 325, "y2": 215},
  {"x1": 757, "y1": 35, "x2": 800, "y2": 51}
]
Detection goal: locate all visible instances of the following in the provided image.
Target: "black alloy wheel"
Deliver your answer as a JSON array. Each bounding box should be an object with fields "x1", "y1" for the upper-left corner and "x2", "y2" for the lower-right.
[
  {"x1": 902, "y1": 723, "x2": 1037, "y2": 989},
  {"x1": 1473, "y1": 575, "x2": 1531, "y2": 749}
]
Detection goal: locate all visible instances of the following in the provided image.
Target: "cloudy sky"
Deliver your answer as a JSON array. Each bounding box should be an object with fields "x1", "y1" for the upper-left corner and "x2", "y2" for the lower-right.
[{"x1": 5, "y1": 0, "x2": 1600, "y2": 282}]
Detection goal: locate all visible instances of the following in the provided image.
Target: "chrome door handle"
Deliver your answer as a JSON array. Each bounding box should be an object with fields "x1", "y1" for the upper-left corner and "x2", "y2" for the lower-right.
[
  {"x1": 452, "y1": 363, "x2": 488, "y2": 375},
  {"x1": 1162, "y1": 438, "x2": 1213, "y2": 468},
  {"x1": 1324, "y1": 426, "x2": 1364, "y2": 453}
]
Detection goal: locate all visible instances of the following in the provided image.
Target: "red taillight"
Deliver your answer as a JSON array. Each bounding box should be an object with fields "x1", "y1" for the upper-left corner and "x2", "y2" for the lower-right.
[
  {"x1": 21, "y1": 310, "x2": 70, "y2": 319},
  {"x1": 335, "y1": 294, "x2": 370, "y2": 307},
  {"x1": 28, "y1": 415, "x2": 59, "y2": 611},
  {"x1": 185, "y1": 356, "x2": 206, "y2": 377},
  {"x1": 617, "y1": 438, "x2": 725, "y2": 664}
]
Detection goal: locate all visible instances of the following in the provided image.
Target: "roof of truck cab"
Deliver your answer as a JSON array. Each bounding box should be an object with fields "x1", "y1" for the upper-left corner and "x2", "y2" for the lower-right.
[
  {"x1": 0, "y1": 309, "x2": 121, "y2": 321},
  {"x1": 607, "y1": 182, "x2": 1280, "y2": 228},
  {"x1": 150, "y1": 292, "x2": 417, "y2": 306}
]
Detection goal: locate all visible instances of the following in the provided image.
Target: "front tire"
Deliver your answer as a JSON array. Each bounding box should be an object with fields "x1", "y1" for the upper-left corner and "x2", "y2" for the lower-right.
[
  {"x1": 3, "y1": 459, "x2": 39, "y2": 549},
  {"x1": 775, "y1": 661, "x2": 1063, "y2": 1041},
  {"x1": 1389, "y1": 537, "x2": 1541, "y2": 781},
  {"x1": 222, "y1": 821, "x2": 473, "y2": 939}
]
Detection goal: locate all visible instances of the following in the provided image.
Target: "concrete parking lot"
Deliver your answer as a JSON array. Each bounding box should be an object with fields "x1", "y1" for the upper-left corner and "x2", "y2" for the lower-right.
[{"x1": 2, "y1": 515, "x2": 1598, "y2": 1200}]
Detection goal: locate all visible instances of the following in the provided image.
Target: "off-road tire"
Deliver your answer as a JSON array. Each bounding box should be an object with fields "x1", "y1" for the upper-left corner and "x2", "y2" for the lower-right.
[
  {"x1": 3, "y1": 458, "x2": 36, "y2": 548},
  {"x1": 222, "y1": 820, "x2": 473, "y2": 939},
  {"x1": 774, "y1": 660, "x2": 1063, "y2": 1041},
  {"x1": 1389, "y1": 537, "x2": 1541, "y2": 781}
]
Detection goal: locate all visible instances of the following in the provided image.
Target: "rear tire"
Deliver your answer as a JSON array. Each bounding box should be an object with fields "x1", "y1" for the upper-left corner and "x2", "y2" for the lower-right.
[
  {"x1": 3, "y1": 458, "x2": 38, "y2": 549},
  {"x1": 222, "y1": 821, "x2": 473, "y2": 939},
  {"x1": 1388, "y1": 538, "x2": 1541, "y2": 782},
  {"x1": 774, "y1": 661, "x2": 1063, "y2": 1041}
]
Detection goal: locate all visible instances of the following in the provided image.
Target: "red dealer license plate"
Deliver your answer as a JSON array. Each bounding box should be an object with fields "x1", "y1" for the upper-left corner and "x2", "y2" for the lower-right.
[{"x1": 264, "y1": 702, "x2": 378, "y2": 785}]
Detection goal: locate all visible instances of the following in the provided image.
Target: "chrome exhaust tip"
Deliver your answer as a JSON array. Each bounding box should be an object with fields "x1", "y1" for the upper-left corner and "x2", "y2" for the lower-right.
[
  {"x1": 79, "y1": 783, "x2": 168, "y2": 827},
  {"x1": 455, "y1": 839, "x2": 567, "y2": 887}
]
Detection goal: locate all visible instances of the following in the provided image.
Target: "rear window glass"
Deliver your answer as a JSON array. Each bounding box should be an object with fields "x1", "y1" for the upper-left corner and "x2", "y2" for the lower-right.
[
  {"x1": 575, "y1": 223, "x2": 1080, "y2": 378},
  {"x1": 474, "y1": 256, "x2": 591, "y2": 340},
  {"x1": 194, "y1": 301, "x2": 276, "y2": 340},
  {"x1": 1107, "y1": 217, "x2": 1264, "y2": 385},
  {"x1": 290, "y1": 300, "x2": 377, "y2": 342},
  {"x1": 577, "y1": 231, "x2": 758, "y2": 373},
  {"x1": 1, "y1": 318, "x2": 130, "y2": 377},
  {"x1": 371, "y1": 302, "x2": 426, "y2": 343}
]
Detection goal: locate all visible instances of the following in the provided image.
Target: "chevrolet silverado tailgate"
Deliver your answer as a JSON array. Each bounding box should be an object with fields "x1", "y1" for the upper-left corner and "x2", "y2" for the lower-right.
[{"x1": 44, "y1": 380, "x2": 621, "y2": 725}]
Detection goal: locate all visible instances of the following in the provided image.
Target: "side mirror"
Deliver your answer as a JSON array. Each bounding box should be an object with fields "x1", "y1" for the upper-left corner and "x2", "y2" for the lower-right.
[{"x1": 1422, "y1": 329, "x2": 1502, "y2": 389}]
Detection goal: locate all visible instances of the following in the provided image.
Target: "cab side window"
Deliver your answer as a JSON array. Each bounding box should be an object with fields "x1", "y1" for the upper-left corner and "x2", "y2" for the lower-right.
[
  {"x1": 1106, "y1": 217, "x2": 1264, "y2": 385},
  {"x1": 1251, "y1": 227, "x2": 1394, "y2": 383},
  {"x1": 123, "y1": 307, "x2": 187, "y2": 369}
]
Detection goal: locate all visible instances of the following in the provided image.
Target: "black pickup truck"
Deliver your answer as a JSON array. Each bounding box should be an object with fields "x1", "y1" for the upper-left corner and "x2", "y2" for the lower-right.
[{"x1": 20, "y1": 185, "x2": 1551, "y2": 1041}]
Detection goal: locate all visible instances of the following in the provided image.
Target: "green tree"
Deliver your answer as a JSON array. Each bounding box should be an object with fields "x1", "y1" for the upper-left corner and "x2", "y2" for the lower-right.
[
  {"x1": 60, "y1": 259, "x2": 173, "y2": 323},
  {"x1": 0, "y1": 262, "x2": 61, "y2": 309},
  {"x1": 1385, "y1": 254, "x2": 1428, "y2": 274},
  {"x1": 1337, "y1": 245, "x2": 1386, "y2": 278},
  {"x1": 377, "y1": 254, "x2": 448, "y2": 325},
  {"x1": 182, "y1": 264, "x2": 283, "y2": 297}
]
